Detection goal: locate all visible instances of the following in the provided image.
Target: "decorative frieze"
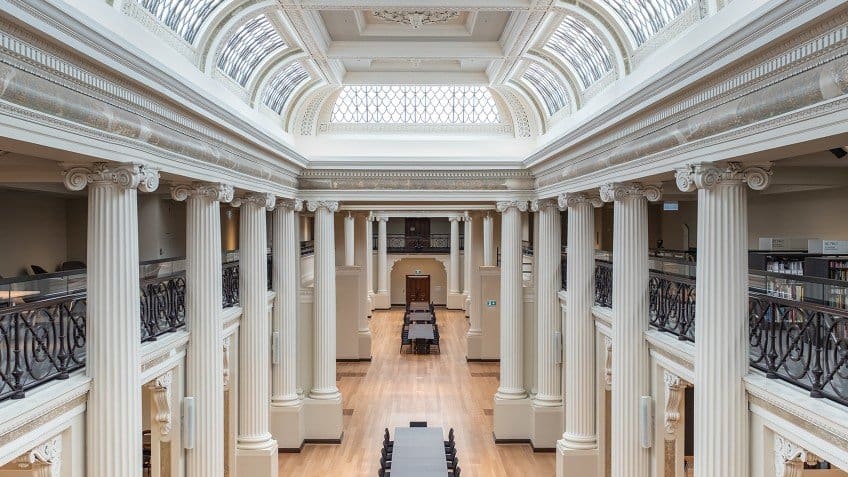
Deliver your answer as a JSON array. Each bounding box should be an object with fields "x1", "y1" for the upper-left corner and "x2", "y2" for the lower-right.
[
  {"x1": 372, "y1": 10, "x2": 460, "y2": 29},
  {"x1": 774, "y1": 434, "x2": 821, "y2": 477},
  {"x1": 299, "y1": 170, "x2": 535, "y2": 191},
  {"x1": 62, "y1": 162, "x2": 160, "y2": 192},
  {"x1": 675, "y1": 161, "x2": 773, "y2": 192}
]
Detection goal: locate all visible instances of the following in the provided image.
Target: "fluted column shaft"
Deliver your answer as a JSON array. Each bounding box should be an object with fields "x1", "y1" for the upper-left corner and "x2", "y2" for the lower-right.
[
  {"x1": 449, "y1": 217, "x2": 461, "y2": 294},
  {"x1": 496, "y1": 201, "x2": 527, "y2": 399},
  {"x1": 365, "y1": 216, "x2": 374, "y2": 296},
  {"x1": 63, "y1": 163, "x2": 159, "y2": 477},
  {"x1": 309, "y1": 201, "x2": 341, "y2": 399},
  {"x1": 344, "y1": 213, "x2": 355, "y2": 267},
  {"x1": 463, "y1": 215, "x2": 472, "y2": 296},
  {"x1": 271, "y1": 199, "x2": 302, "y2": 405},
  {"x1": 560, "y1": 194, "x2": 602, "y2": 449},
  {"x1": 235, "y1": 193, "x2": 276, "y2": 449},
  {"x1": 601, "y1": 183, "x2": 660, "y2": 477},
  {"x1": 483, "y1": 214, "x2": 494, "y2": 267},
  {"x1": 172, "y1": 183, "x2": 233, "y2": 477},
  {"x1": 533, "y1": 199, "x2": 562, "y2": 406},
  {"x1": 676, "y1": 162, "x2": 772, "y2": 477},
  {"x1": 377, "y1": 218, "x2": 388, "y2": 294}
]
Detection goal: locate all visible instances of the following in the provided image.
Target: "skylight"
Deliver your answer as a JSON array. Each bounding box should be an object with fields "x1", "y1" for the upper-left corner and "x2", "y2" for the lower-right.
[
  {"x1": 217, "y1": 15, "x2": 287, "y2": 87},
  {"x1": 545, "y1": 16, "x2": 613, "y2": 89},
  {"x1": 330, "y1": 85, "x2": 501, "y2": 125},
  {"x1": 261, "y1": 62, "x2": 310, "y2": 114},
  {"x1": 138, "y1": 0, "x2": 225, "y2": 43},
  {"x1": 523, "y1": 63, "x2": 568, "y2": 116},
  {"x1": 601, "y1": 0, "x2": 694, "y2": 45}
]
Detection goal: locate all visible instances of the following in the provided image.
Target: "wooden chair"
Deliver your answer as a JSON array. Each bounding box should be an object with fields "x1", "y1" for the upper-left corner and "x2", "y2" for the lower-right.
[{"x1": 409, "y1": 421, "x2": 427, "y2": 427}]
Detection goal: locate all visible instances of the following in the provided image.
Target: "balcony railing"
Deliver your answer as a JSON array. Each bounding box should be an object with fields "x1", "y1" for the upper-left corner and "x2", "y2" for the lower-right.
[
  {"x1": 140, "y1": 272, "x2": 187, "y2": 342},
  {"x1": 594, "y1": 260, "x2": 613, "y2": 308},
  {"x1": 300, "y1": 240, "x2": 314, "y2": 256},
  {"x1": 648, "y1": 271, "x2": 696, "y2": 341},
  {"x1": 222, "y1": 261, "x2": 240, "y2": 308},
  {"x1": 373, "y1": 234, "x2": 463, "y2": 253}
]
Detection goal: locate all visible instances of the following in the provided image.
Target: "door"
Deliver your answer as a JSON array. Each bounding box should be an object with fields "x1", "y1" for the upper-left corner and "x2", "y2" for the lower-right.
[
  {"x1": 405, "y1": 218, "x2": 430, "y2": 250},
  {"x1": 405, "y1": 275, "x2": 431, "y2": 304}
]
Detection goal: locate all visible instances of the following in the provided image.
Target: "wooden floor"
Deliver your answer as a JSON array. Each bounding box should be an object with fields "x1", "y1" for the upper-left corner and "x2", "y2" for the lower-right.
[{"x1": 278, "y1": 308, "x2": 555, "y2": 476}]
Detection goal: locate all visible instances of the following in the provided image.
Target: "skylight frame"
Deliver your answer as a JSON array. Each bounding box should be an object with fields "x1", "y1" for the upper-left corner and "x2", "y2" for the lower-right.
[
  {"x1": 138, "y1": 0, "x2": 226, "y2": 44},
  {"x1": 522, "y1": 63, "x2": 568, "y2": 116},
  {"x1": 261, "y1": 62, "x2": 310, "y2": 115},
  {"x1": 601, "y1": 0, "x2": 694, "y2": 46},
  {"x1": 217, "y1": 14, "x2": 288, "y2": 87},
  {"x1": 544, "y1": 16, "x2": 613, "y2": 89}
]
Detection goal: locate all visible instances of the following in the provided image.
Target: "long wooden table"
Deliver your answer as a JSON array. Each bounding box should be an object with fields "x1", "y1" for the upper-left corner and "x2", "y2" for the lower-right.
[{"x1": 390, "y1": 427, "x2": 449, "y2": 477}]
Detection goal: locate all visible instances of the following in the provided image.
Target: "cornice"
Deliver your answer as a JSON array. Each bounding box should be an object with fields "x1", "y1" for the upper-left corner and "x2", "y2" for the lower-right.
[{"x1": 298, "y1": 169, "x2": 535, "y2": 191}]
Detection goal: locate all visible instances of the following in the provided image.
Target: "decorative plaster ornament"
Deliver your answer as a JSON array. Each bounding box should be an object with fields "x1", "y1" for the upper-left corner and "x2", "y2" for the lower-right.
[{"x1": 372, "y1": 10, "x2": 460, "y2": 29}]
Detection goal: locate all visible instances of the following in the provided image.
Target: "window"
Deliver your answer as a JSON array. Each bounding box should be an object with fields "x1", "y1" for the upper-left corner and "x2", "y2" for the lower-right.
[
  {"x1": 523, "y1": 63, "x2": 568, "y2": 116},
  {"x1": 601, "y1": 0, "x2": 694, "y2": 45},
  {"x1": 261, "y1": 62, "x2": 310, "y2": 114},
  {"x1": 330, "y1": 85, "x2": 501, "y2": 124},
  {"x1": 545, "y1": 16, "x2": 613, "y2": 89},
  {"x1": 137, "y1": 0, "x2": 225, "y2": 43},
  {"x1": 217, "y1": 15, "x2": 287, "y2": 87}
]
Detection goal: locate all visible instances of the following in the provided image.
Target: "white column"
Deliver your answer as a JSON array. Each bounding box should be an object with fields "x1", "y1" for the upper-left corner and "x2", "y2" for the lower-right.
[
  {"x1": 483, "y1": 213, "x2": 494, "y2": 267},
  {"x1": 232, "y1": 193, "x2": 277, "y2": 455},
  {"x1": 171, "y1": 183, "x2": 233, "y2": 477},
  {"x1": 63, "y1": 162, "x2": 159, "y2": 477},
  {"x1": 365, "y1": 214, "x2": 374, "y2": 302},
  {"x1": 495, "y1": 200, "x2": 528, "y2": 399},
  {"x1": 447, "y1": 216, "x2": 462, "y2": 308},
  {"x1": 558, "y1": 193, "x2": 603, "y2": 453},
  {"x1": 600, "y1": 182, "x2": 661, "y2": 477},
  {"x1": 271, "y1": 198, "x2": 303, "y2": 405},
  {"x1": 344, "y1": 212, "x2": 355, "y2": 267},
  {"x1": 307, "y1": 200, "x2": 341, "y2": 400},
  {"x1": 463, "y1": 213, "x2": 473, "y2": 298},
  {"x1": 676, "y1": 162, "x2": 772, "y2": 477},
  {"x1": 377, "y1": 217, "x2": 388, "y2": 295},
  {"x1": 532, "y1": 199, "x2": 562, "y2": 407}
]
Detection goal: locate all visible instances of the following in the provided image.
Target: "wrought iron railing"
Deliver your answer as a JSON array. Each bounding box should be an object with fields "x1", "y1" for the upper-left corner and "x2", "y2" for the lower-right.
[
  {"x1": 0, "y1": 293, "x2": 87, "y2": 401},
  {"x1": 561, "y1": 255, "x2": 567, "y2": 291},
  {"x1": 140, "y1": 272, "x2": 187, "y2": 342},
  {"x1": 749, "y1": 292, "x2": 848, "y2": 405},
  {"x1": 594, "y1": 260, "x2": 613, "y2": 308},
  {"x1": 222, "y1": 261, "x2": 239, "y2": 308},
  {"x1": 648, "y1": 271, "x2": 696, "y2": 341},
  {"x1": 373, "y1": 234, "x2": 464, "y2": 253},
  {"x1": 300, "y1": 240, "x2": 314, "y2": 256}
]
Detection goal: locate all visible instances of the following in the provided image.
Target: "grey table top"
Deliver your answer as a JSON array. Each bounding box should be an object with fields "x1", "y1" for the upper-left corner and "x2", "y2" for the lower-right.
[
  {"x1": 407, "y1": 312, "x2": 434, "y2": 323},
  {"x1": 408, "y1": 324, "x2": 434, "y2": 341},
  {"x1": 390, "y1": 427, "x2": 449, "y2": 477},
  {"x1": 409, "y1": 302, "x2": 430, "y2": 311}
]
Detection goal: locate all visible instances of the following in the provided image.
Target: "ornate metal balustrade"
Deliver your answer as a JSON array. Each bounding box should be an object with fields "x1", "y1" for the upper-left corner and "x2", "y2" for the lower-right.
[
  {"x1": 594, "y1": 260, "x2": 613, "y2": 307},
  {"x1": 749, "y1": 292, "x2": 848, "y2": 405},
  {"x1": 222, "y1": 261, "x2": 240, "y2": 308},
  {"x1": 267, "y1": 253, "x2": 272, "y2": 291},
  {"x1": 140, "y1": 272, "x2": 187, "y2": 342},
  {"x1": 300, "y1": 240, "x2": 314, "y2": 256},
  {"x1": 561, "y1": 255, "x2": 567, "y2": 290},
  {"x1": 648, "y1": 271, "x2": 696, "y2": 341},
  {"x1": 375, "y1": 234, "x2": 463, "y2": 253},
  {"x1": 0, "y1": 293, "x2": 87, "y2": 401}
]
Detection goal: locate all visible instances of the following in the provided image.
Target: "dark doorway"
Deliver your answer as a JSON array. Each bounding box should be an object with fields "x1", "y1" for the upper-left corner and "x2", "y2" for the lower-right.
[{"x1": 405, "y1": 275, "x2": 431, "y2": 304}]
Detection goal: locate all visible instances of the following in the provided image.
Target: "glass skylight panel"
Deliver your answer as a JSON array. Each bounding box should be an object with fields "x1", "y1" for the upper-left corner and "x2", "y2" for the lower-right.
[
  {"x1": 330, "y1": 85, "x2": 501, "y2": 125},
  {"x1": 138, "y1": 0, "x2": 225, "y2": 43},
  {"x1": 602, "y1": 0, "x2": 693, "y2": 45},
  {"x1": 523, "y1": 63, "x2": 568, "y2": 116},
  {"x1": 217, "y1": 15, "x2": 287, "y2": 87},
  {"x1": 545, "y1": 16, "x2": 613, "y2": 89},
  {"x1": 261, "y1": 63, "x2": 310, "y2": 114}
]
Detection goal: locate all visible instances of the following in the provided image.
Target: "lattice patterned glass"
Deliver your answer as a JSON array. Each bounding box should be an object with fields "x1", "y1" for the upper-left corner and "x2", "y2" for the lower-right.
[
  {"x1": 545, "y1": 16, "x2": 613, "y2": 89},
  {"x1": 523, "y1": 63, "x2": 568, "y2": 116},
  {"x1": 330, "y1": 85, "x2": 501, "y2": 124},
  {"x1": 137, "y1": 0, "x2": 225, "y2": 43},
  {"x1": 601, "y1": 0, "x2": 694, "y2": 45},
  {"x1": 262, "y1": 62, "x2": 310, "y2": 114},
  {"x1": 217, "y1": 14, "x2": 287, "y2": 87}
]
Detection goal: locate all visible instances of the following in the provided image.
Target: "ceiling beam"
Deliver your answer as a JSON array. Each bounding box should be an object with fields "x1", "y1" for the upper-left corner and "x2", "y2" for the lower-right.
[
  {"x1": 291, "y1": 0, "x2": 535, "y2": 10},
  {"x1": 327, "y1": 41, "x2": 504, "y2": 59}
]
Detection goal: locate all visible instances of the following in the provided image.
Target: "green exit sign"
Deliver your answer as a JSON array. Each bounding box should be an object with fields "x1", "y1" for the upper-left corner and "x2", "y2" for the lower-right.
[{"x1": 487, "y1": 300, "x2": 497, "y2": 307}]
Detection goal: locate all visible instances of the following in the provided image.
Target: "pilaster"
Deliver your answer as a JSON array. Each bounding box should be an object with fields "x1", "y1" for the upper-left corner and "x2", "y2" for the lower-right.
[
  {"x1": 447, "y1": 216, "x2": 464, "y2": 309},
  {"x1": 483, "y1": 213, "x2": 494, "y2": 267},
  {"x1": 373, "y1": 216, "x2": 390, "y2": 309},
  {"x1": 463, "y1": 212, "x2": 473, "y2": 313}
]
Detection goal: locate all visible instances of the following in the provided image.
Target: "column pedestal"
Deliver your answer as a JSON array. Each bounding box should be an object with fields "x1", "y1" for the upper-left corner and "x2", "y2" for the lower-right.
[
  {"x1": 530, "y1": 403, "x2": 563, "y2": 450},
  {"x1": 493, "y1": 396, "x2": 532, "y2": 441},
  {"x1": 270, "y1": 402, "x2": 305, "y2": 450},
  {"x1": 556, "y1": 444, "x2": 599, "y2": 477},
  {"x1": 303, "y1": 397, "x2": 344, "y2": 442},
  {"x1": 236, "y1": 445, "x2": 278, "y2": 477}
]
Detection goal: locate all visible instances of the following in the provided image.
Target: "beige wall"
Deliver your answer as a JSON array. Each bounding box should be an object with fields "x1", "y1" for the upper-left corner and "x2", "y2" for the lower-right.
[
  {"x1": 389, "y1": 257, "x2": 447, "y2": 305},
  {"x1": 138, "y1": 194, "x2": 186, "y2": 262}
]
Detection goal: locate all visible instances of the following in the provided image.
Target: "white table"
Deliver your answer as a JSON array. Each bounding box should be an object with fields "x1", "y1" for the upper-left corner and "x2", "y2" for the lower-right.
[{"x1": 390, "y1": 427, "x2": 449, "y2": 477}]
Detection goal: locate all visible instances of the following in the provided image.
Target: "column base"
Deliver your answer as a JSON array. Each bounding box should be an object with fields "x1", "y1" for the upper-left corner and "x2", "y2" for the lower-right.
[
  {"x1": 464, "y1": 293, "x2": 471, "y2": 317},
  {"x1": 367, "y1": 294, "x2": 373, "y2": 317},
  {"x1": 466, "y1": 329, "x2": 482, "y2": 360},
  {"x1": 236, "y1": 440, "x2": 278, "y2": 477},
  {"x1": 270, "y1": 400, "x2": 305, "y2": 451},
  {"x1": 447, "y1": 292, "x2": 465, "y2": 310},
  {"x1": 372, "y1": 292, "x2": 390, "y2": 310},
  {"x1": 556, "y1": 440, "x2": 599, "y2": 477},
  {"x1": 303, "y1": 396, "x2": 343, "y2": 441},
  {"x1": 493, "y1": 396, "x2": 531, "y2": 441},
  {"x1": 530, "y1": 403, "x2": 563, "y2": 451},
  {"x1": 358, "y1": 329, "x2": 372, "y2": 360}
]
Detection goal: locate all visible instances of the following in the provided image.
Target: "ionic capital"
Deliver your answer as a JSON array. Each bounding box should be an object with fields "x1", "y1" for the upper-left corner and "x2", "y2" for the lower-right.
[
  {"x1": 232, "y1": 192, "x2": 275, "y2": 211},
  {"x1": 495, "y1": 200, "x2": 528, "y2": 213},
  {"x1": 306, "y1": 200, "x2": 339, "y2": 213},
  {"x1": 774, "y1": 434, "x2": 820, "y2": 477},
  {"x1": 275, "y1": 198, "x2": 303, "y2": 212},
  {"x1": 599, "y1": 182, "x2": 662, "y2": 203},
  {"x1": 62, "y1": 162, "x2": 159, "y2": 192},
  {"x1": 170, "y1": 182, "x2": 234, "y2": 203},
  {"x1": 530, "y1": 198, "x2": 558, "y2": 212},
  {"x1": 663, "y1": 371, "x2": 691, "y2": 439},
  {"x1": 146, "y1": 370, "x2": 174, "y2": 442},
  {"x1": 675, "y1": 161, "x2": 773, "y2": 192},
  {"x1": 557, "y1": 192, "x2": 603, "y2": 210},
  {"x1": 449, "y1": 216, "x2": 462, "y2": 223}
]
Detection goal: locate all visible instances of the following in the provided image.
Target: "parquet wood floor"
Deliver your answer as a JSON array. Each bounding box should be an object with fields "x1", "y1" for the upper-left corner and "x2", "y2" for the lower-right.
[{"x1": 277, "y1": 308, "x2": 555, "y2": 476}]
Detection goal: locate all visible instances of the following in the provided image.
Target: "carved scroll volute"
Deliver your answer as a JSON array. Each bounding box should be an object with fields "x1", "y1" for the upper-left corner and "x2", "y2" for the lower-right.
[
  {"x1": 774, "y1": 434, "x2": 821, "y2": 477},
  {"x1": 603, "y1": 336, "x2": 613, "y2": 391},
  {"x1": 11, "y1": 435, "x2": 62, "y2": 477},
  {"x1": 599, "y1": 182, "x2": 662, "y2": 203},
  {"x1": 62, "y1": 162, "x2": 160, "y2": 192},
  {"x1": 675, "y1": 161, "x2": 773, "y2": 192},
  {"x1": 663, "y1": 371, "x2": 690, "y2": 440},
  {"x1": 147, "y1": 371, "x2": 174, "y2": 442}
]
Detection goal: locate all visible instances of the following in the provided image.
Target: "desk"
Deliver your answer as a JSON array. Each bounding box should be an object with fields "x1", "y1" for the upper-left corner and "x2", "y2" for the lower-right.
[
  {"x1": 407, "y1": 312, "x2": 434, "y2": 323},
  {"x1": 408, "y1": 324, "x2": 434, "y2": 354},
  {"x1": 390, "y1": 427, "x2": 449, "y2": 477},
  {"x1": 409, "y1": 301, "x2": 430, "y2": 312},
  {"x1": 0, "y1": 290, "x2": 40, "y2": 305}
]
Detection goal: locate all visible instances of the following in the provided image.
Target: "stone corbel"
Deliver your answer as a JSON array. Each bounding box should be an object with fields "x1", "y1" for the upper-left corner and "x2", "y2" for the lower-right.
[
  {"x1": 663, "y1": 371, "x2": 691, "y2": 440},
  {"x1": 774, "y1": 434, "x2": 821, "y2": 477},
  {"x1": 10, "y1": 435, "x2": 62, "y2": 477},
  {"x1": 603, "y1": 336, "x2": 613, "y2": 391},
  {"x1": 223, "y1": 337, "x2": 231, "y2": 392},
  {"x1": 147, "y1": 370, "x2": 174, "y2": 442},
  {"x1": 675, "y1": 161, "x2": 773, "y2": 192}
]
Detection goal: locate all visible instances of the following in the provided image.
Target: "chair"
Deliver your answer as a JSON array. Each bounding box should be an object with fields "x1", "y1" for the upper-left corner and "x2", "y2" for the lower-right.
[
  {"x1": 431, "y1": 325, "x2": 441, "y2": 354},
  {"x1": 447, "y1": 456, "x2": 459, "y2": 472},
  {"x1": 409, "y1": 421, "x2": 427, "y2": 427},
  {"x1": 399, "y1": 327, "x2": 412, "y2": 353},
  {"x1": 30, "y1": 265, "x2": 48, "y2": 275},
  {"x1": 378, "y1": 468, "x2": 391, "y2": 477},
  {"x1": 453, "y1": 466, "x2": 461, "y2": 476},
  {"x1": 380, "y1": 455, "x2": 391, "y2": 471},
  {"x1": 381, "y1": 447, "x2": 392, "y2": 461},
  {"x1": 59, "y1": 260, "x2": 86, "y2": 271}
]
